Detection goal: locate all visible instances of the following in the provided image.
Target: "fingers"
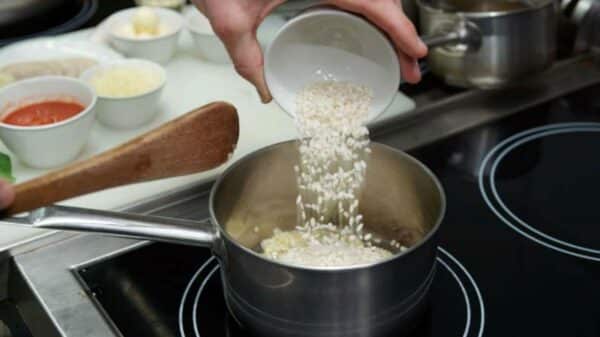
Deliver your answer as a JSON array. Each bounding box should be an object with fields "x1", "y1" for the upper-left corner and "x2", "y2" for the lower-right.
[
  {"x1": 327, "y1": 0, "x2": 428, "y2": 73},
  {"x1": 398, "y1": 52, "x2": 421, "y2": 84},
  {"x1": 196, "y1": 0, "x2": 281, "y2": 103},
  {"x1": 211, "y1": 19, "x2": 272, "y2": 103},
  {"x1": 226, "y1": 32, "x2": 273, "y2": 103},
  {"x1": 0, "y1": 180, "x2": 14, "y2": 210}
]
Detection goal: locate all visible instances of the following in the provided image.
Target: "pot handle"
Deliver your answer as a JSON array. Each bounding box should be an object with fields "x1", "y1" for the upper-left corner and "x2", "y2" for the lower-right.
[
  {"x1": 4, "y1": 205, "x2": 218, "y2": 247},
  {"x1": 421, "y1": 20, "x2": 482, "y2": 50}
]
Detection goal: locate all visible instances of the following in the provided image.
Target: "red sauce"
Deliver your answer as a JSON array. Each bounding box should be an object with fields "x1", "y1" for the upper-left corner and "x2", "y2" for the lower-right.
[{"x1": 2, "y1": 100, "x2": 85, "y2": 127}]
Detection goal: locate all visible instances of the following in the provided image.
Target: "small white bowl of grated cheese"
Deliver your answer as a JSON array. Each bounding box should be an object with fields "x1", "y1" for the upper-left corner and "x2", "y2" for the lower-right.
[
  {"x1": 264, "y1": 8, "x2": 401, "y2": 123},
  {"x1": 80, "y1": 59, "x2": 166, "y2": 129}
]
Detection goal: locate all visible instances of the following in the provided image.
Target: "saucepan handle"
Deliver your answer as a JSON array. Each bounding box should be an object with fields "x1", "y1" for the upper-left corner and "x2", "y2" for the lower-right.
[
  {"x1": 4, "y1": 205, "x2": 218, "y2": 247},
  {"x1": 420, "y1": 20, "x2": 482, "y2": 50}
]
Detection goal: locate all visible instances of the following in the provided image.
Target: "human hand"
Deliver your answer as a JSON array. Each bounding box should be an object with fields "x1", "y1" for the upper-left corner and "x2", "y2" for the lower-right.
[
  {"x1": 193, "y1": 0, "x2": 427, "y2": 103},
  {"x1": 0, "y1": 180, "x2": 14, "y2": 209}
]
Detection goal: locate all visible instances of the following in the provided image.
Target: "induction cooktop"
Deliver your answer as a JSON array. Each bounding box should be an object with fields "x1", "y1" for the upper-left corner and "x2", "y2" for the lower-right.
[{"x1": 77, "y1": 83, "x2": 600, "y2": 337}]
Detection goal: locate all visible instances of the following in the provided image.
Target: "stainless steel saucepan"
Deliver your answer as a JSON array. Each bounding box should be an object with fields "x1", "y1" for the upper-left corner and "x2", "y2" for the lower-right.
[
  {"x1": 6, "y1": 141, "x2": 445, "y2": 337},
  {"x1": 418, "y1": 0, "x2": 557, "y2": 88}
]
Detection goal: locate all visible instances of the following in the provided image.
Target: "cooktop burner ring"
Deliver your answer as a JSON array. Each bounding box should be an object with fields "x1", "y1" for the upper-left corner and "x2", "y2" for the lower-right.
[
  {"x1": 178, "y1": 247, "x2": 485, "y2": 337},
  {"x1": 479, "y1": 122, "x2": 600, "y2": 261},
  {"x1": 437, "y1": 247, "x2": 485, "y2": 337},
  {"x1": 178, "y1": 256, "x2": 218, "y2": 337}
]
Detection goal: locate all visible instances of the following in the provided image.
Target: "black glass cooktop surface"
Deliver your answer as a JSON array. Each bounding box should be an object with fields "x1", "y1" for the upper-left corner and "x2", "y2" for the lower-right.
[{"x1": 77, "y1": 84, "x2": 600, "y2": 337}]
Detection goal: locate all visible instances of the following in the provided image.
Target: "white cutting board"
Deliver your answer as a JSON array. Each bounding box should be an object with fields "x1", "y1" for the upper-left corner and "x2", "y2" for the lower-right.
[{"x1": 0, "y1": 28, "x2": 415, "y2": 247}]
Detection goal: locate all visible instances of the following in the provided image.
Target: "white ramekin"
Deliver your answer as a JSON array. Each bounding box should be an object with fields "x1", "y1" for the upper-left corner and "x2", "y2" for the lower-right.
[
  {"x1": 0, "y1": 76, "x2": 97, "y2": 169},
  {"x1": 80, "y1": 59, "x2": 166, "y2": 130}
]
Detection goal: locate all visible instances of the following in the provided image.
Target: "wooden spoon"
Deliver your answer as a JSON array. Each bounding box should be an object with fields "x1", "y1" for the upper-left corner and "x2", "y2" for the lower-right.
[{"x1": 5, "y1": 101, "x2": 239, "y2": 216}]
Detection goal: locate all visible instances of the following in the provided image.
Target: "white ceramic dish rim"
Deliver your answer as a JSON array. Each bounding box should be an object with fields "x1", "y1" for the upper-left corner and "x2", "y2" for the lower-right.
[
  {"x1": 264, "y1": 8, "x2": 401, "y2": 123},
  {"x1": 80, "y1": 59, "x2": 167, "y2": 101},
  {"x1": 108, "y1": 7, "x2": 184, "y2": 42},
  {"x1": 0, "y1": 76, "x2": 97, "y2": 132},
  {"x1": 0, "y1": 38, "x2": 123, "y2": 69}
]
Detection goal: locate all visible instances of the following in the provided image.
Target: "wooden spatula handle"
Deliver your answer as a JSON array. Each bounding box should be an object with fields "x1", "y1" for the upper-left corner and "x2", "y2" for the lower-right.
[{"x1": 6, "y1": 101, "x2": 239, "y2": 215}]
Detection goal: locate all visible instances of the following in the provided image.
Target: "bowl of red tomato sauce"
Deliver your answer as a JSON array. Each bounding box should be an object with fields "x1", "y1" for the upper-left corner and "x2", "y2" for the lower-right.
[{"x1": 0, "y1": 76, "x2": 97, "y2": 169}]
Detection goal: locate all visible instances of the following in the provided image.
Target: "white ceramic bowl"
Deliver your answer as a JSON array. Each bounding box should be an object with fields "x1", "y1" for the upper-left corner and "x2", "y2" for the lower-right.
[
  {"x1": 80, "y1": 59, "x2": 166, "y2": 130},
  {"x1": 184, "y1": 6, "x2": 231, "y2": 64},
  {"x1": 264, "y1": 8, "x2": 401, "y2": 122},
  {"x1": 108, "y1": 7, "x2": 183, "y2": 64},
  {"x1": 185, "y1": 6, "x2": 286, "y2": 64},
  {"x1": 0, "y1": 76, "x2": 97, "y2": 169}
]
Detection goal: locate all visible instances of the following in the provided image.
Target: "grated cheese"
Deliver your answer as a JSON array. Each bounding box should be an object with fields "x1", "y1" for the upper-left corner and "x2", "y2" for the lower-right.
[{"x1": 90, "y1": 66, "x2": 161, "y2": 98}]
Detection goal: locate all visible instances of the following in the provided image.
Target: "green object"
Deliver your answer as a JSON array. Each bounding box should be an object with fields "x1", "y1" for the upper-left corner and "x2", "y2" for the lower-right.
[{"x1": 0, "y1": 152, "x2": 15, "y2": 183}]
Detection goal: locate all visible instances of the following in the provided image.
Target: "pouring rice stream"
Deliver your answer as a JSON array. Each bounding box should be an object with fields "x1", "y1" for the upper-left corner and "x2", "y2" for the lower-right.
[{"x1": 259, "y1": 80, "x2": 407, "y2": 267}]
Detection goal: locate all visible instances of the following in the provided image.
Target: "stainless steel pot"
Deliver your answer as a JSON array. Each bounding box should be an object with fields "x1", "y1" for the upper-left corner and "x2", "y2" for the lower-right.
[
  {"x1": 8, "y1": 141, "x2": 445, "y2": 337},
  {"x1": 418, "y1": 0, "x2": 557, "y2": 88}
]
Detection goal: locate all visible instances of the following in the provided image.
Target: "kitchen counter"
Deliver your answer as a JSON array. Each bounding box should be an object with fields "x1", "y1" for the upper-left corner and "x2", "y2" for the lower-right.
[{"x1": 0, "y1": 29, "x2": 416, "y2": 248}]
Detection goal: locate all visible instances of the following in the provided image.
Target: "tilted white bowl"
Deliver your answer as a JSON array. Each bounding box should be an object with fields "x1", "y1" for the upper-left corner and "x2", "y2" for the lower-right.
[{"x1": 264, "y1": 8, "x2": 401, "y2": 123}]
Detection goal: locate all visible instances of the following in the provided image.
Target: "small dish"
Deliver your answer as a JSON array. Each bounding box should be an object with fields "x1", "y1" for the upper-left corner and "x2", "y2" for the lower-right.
[
  {"x1": 264, "y1": 8, "x2": 401, "y2": 123},
  {"x1": 0, "y1": 76, "x2": 97, "y2": 169},
  {"x1": 108, "y1": 7, "x2": 183, "y2": 64},
  {"x1": 80, "y1": 59, "x2": 166, "y2": 129}
]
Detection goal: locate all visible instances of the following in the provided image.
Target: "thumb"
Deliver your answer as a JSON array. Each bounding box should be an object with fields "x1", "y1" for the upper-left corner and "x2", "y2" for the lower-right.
[{"x1": 226, "y1": 32, "x2": 272, "y2": 103}]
